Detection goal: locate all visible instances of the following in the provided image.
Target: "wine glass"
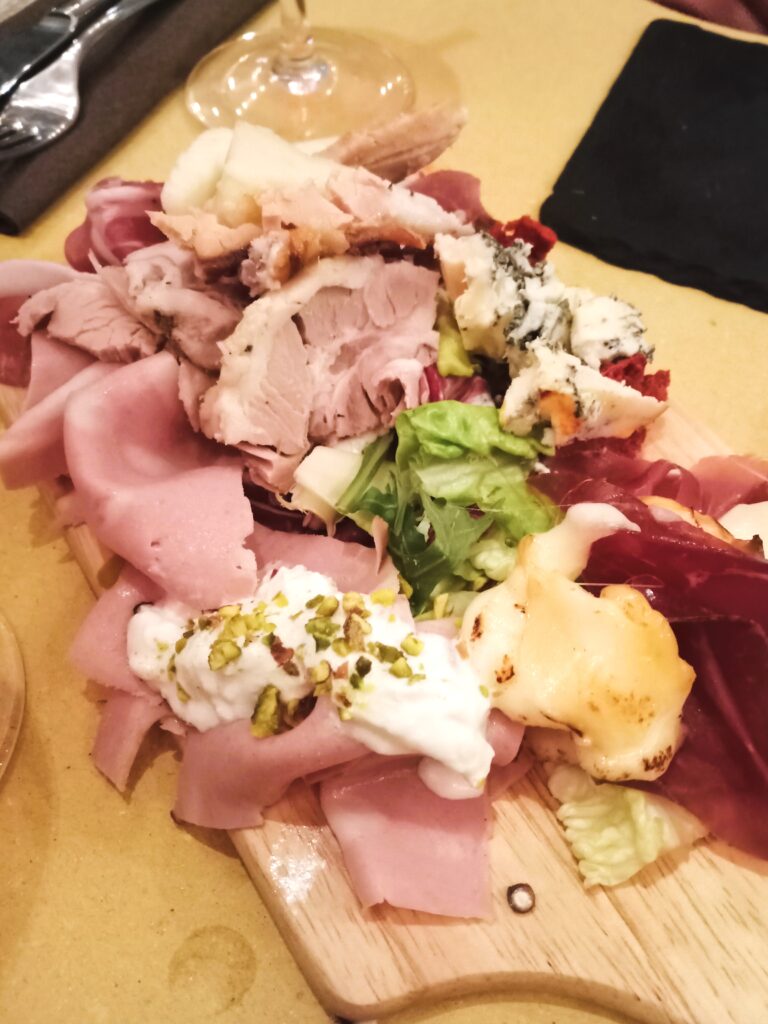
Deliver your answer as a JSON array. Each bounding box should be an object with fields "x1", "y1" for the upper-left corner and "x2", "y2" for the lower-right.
[{"x1": 186, "y1": 0, "x2": 415, "y2": 141}]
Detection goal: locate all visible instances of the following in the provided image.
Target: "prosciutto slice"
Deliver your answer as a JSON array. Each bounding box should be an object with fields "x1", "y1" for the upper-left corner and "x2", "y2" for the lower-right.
[
  {"x1": 320, "y1": 756, "x2": 492, "y2": 918},
  {"x1": 70, "y1": 566, "x2": 161, "y2": 696},
  {"x1": 0, "y1": 361, "x2": 117, "y2": 488},
  {"x1": 174, "y1": 697, "x2": 366, "y2": 829},
  {"x1": 92, "y1": 690, "x2": 165, "y2": 792},
  {"x1": 64, "y1": 178, "x2": 165, "y2": 272},
  {"x1": 691, "y1": 455, "x2": 768, "y2": 518},
  {"x1": 247, "y1": 521, "x2": 399, "y2": 593},
  {"x1": 23, "y1": 335, "x2": 93, "y2": 411},
  {"x1": 63, "y1": 351, "x2": 257, "y2": 607}
]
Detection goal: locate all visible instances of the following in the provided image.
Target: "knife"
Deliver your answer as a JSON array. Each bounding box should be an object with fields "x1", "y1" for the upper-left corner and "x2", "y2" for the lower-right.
[{"x1": 0, "y1": 0, "x2": 117, "y2": 104}]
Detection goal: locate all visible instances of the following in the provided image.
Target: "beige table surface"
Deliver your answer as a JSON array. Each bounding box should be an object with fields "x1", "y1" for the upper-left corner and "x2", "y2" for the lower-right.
[{"x1": 1, "y1": 1, "x2": 767, "y2": 1022}]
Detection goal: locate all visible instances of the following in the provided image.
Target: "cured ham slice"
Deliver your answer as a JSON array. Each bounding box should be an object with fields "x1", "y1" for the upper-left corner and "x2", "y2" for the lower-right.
[
  {"x1": 201, "y1": 255, "x2": 438, "y2": 456},
  {"x1": 0, "y1": 261, "x2": 79, "y2": 387},
  {"x1": 92, "y1": 690, "x2": 165, "y2": 792},
  {"x1": 487, "y1": 710, "x2": 525, "y2": 766},
  {"x1": 408, "y1": 170, "x2": 492, "y2": 225},
  {"x1": 320, "y1": 757, "x2": 492, "y2": 918},
  {"x1": 690, "y1": 455, "x2": 768, "y2": 518},
  {"x1": 63, "y1": 351, "x2": 257, "y2": 607},
  {"x1": 247, "y1": 521, "x2": 399, "y2": 593},
  {"x1": 64, "y1": 178, "x2": 165, "y2": 272},
  {"x1": 0, "y1": 361, "x2": 117, "y2": 488},
  {"x1": 70, "y1": 566, "x2": 161, "y2": 696},
  {"x1": 23, "y1": 335, "x2": 94, "y2": 411},
  {"x1": 174, "y1": 697, "x2": 366, "y2": 829}
]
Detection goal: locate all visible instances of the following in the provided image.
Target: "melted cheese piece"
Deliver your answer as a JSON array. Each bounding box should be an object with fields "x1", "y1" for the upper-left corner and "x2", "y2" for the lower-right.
[{"x1": 460, "y1": 504, "x2": 695, "y2": 782}]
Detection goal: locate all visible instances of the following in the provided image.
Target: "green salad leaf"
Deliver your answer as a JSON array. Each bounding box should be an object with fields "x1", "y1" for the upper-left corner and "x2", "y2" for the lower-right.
[
  {"x1": 547, "y1": 765, "x2": 707, "y2": 887},
  {"x1": 337, "y1": 401, "x2": 556, "y2": 612}
]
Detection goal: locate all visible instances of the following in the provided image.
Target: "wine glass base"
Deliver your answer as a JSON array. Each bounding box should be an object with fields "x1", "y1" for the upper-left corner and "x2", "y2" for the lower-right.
[{"x1": 186, "y1": 28, "x2": 415, "y2": 141}]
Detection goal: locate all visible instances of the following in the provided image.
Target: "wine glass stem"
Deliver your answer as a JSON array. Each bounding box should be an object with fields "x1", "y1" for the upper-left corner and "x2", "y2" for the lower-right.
[{"x1": 277, "y1": 0, "x2": 315, "y2": 67}]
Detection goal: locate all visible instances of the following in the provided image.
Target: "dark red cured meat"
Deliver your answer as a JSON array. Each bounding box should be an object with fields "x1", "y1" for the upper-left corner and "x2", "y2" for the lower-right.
[
  {"x1": 488, "y1": 215, "x2": 558, "y2": 264},
  {"x1": 600, "y1": 352, "x2": 670, "y2": 402},
  {"x1": 64, "y1": 178, "x2": 165, "y2": 272},
  {"x1": 639, "y1": 619, "x2": 768, "y2": 860},
  {"x1": 0, "y1": 295, "x2": 31, "y2": 387}
]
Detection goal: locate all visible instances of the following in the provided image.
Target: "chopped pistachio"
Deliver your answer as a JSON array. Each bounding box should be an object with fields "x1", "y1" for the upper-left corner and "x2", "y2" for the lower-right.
[
  {"x1": 371, "y1": 588, "x2": 396, "y2": 606},
  {"x1": 331, "y1": 638, "x2": 350, "y2": 657},
  {"x1": 338, "y1": 707, "x2": 352, "y2": 722},
  {"x1": 251, "y1": 685, "x2": 281, "y2": 737},
  {"x1": 244, "y1": 611, "x2": 266, "y2": 632},
  {"x1": 479, "y1": 684, "x2": 490, "y2": 698},
  {"x1": 342, "y1": 591, "x2": 364, "y2": 612},
  {"x1": 272, "y1": 591, "x2": 289, "y2": 608},
  {"x1": 176, "y1": 683, "x2": 190, "y2": 704},
  {"x1": 156, "y1": 640, "x2": 169, "y2": 653},
  {"x1": 313, "y1": 679, "x2": 331, "y2": 696},
  {"x1": 344, "y1": 613, "x2": 371, "y2": 651},
  {"x1": 389, "y1": 656, "x2": 413, "y2": 679},
  {"x1": 208, "y1": 638, "x2": 242, "y2": 671},
  {"x1": 409, "y1": 673, "x2": 426, "y2": 684},
  {"x1": 174, "y1": 636, "x2": 188, "y2": 655},
  {"x1": 369, "y1": 641, "x2": 400, "y2": 664},
  {"x1": 398, "y1": 575, "x2": 413, "y2": 599},
  {"x1": 316, "y1": 595, "x2": 340, "y2": 617},
  {"x1": 283, "y1": 660, "x2": 300, "y2": 676},
  {"x1": 305, "y1": 594, "x2": 324, "y2": 609},
  {"x1": 349, "y1": 672, "x2": 363, "y2": 690},
  {"x1": 197, "y1": 616, "x2": 213, "y2": 630},
  {"x1": 221, "y1": 615, "x2": 249, "y2": 640},
  {"x1": 310, "y1": 660, "x2": 331, "y2": 684},
  {"x1": 401, "y1": 633, "x2": 424, "y2": 656},
  {"x1": 305, "y1": 617, "x2": 340, "y2": 642},
  {"x1": 218, "y1": 604, "x2": 241, "y2": 619},
  {"x1": 355, "y1": 656, "x2": 372, "y2": 678}
]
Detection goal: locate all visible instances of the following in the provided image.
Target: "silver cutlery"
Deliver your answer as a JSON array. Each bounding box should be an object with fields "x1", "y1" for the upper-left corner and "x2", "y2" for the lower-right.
[
  {"x1": 0, "y1": 0, "x2": 165, "y2": 162},
  {"x1": 0, "y1": 0, "x2": 120, "y2": 105}
]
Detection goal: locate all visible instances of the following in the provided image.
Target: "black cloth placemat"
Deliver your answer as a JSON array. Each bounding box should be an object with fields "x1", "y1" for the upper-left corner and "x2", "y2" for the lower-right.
[
  {"x1": 540, "y1": 19, "x2": 768, "y2": 313},
  {"x1": 0, "y1": 0, "x2": 272, "y2": 236}
]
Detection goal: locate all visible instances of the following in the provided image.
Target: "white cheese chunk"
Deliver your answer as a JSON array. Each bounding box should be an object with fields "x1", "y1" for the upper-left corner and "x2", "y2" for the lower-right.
[{"x1": 567, "y1": 291, "x2": 650, "y2": 369}]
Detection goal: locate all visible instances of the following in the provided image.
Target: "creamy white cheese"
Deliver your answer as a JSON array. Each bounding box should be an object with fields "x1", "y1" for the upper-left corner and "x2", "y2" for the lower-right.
[
  {"x1": 127, "y1": 565, "x2": 493, "y2": 791},
  {"x1": 567, "y1": 291, "x2": 650, "y2": 369},
  {"x1": 500, "y1": 341, "x2": 665, "y2": 442},
  {"x1": 719, "y1": 501, "x2": 768, "y2": 554}
]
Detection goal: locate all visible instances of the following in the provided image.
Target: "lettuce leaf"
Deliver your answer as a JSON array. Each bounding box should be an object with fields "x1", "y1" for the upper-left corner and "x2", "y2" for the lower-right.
[
  {"x1": 339, "y1": 402, "x2": 556, "y2": 612},
  {"x1": 548, "y1": 765, "x2": 707, "y2": 887}
]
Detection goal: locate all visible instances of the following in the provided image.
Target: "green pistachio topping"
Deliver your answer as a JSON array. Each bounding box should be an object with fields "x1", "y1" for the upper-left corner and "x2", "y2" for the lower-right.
[
  {"x1": 331, "y1": 638, "x2": 350, "y2": 657},
  {"x1": 342, "y1": 591, "x2": 364, "y2": 613},
  {"x1": 479, "y1": 684, "x2": 490, "y2": 698},
  {"x1": 305, "y1": 594, "x2": 323, "y2": 609},
  {"x1": 389, "y1": 656, "x2": 413, "y2": 679},
  {"x1": 310, "y1": 660, "x2": 331, "y2": 684},
  {"x1": 355, "y1": 656, "x2": 372, "y2": 678},
  {"x1": 176, "y1": 683, "x2": 190, "y2": 704},
  {"x1": 401, "y1": 634, "x2": 424, "y2": 656},
  {"x1": 251, "y1": 685, "x2": 281, "y2": 737},
  {"x1": 208, "y1": 638, "x2": 242, "y2": 671},
  {"x1": 272, "y1": 591, "x2": 289, "y2": 608},
  {"x1": 218, "y1": 604, "x2": 241, "y2": 619},
  {"x1": 370, "y1": 588, "x2": 396, "y2": 606}
]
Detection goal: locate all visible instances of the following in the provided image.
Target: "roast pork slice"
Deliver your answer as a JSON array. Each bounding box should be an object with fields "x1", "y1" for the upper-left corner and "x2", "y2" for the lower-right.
[{"x1": 201, "y1": 255, "x2": 438, "y2": 455}]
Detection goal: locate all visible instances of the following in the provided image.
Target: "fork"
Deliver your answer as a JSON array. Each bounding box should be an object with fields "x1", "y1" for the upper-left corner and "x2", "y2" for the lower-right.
[{"x1": 0, "y1": 0, "x2": 166, "y2": 162}]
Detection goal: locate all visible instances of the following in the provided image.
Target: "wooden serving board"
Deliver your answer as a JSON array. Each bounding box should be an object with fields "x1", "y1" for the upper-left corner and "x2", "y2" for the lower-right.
[{"x1": 2, "y1": 382, "x2": 768, "y2": 1024}]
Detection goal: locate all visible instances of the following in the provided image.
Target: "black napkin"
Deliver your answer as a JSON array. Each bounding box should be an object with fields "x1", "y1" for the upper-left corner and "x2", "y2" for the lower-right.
[
  {"x1": 539, "y1": 19, "x2": 768, "y2": 313},
  {"x1": 0, "y1": 0, "x2": 271, "y2": 236}
]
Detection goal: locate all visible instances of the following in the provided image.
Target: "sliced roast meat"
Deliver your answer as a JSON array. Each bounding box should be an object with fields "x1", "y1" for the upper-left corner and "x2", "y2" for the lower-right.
[
  {"x1": 201, "y1": 255, "x2": 438, "y2": 461},
  {"x1": 63, "y1": 351, "x2": 257, "y2": 607},
  {"x1": 322, "y1": 104, "x2": 468, "y2": 183},
  {"x1": 17, "y1": 274, "x2": 159, "y2": 363}
]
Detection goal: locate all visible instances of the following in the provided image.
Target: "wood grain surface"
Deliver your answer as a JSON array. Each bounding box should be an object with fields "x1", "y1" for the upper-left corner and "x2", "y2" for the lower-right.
[{"x1": 2, "y1": 380, "x2": 767, "y2": 1024}]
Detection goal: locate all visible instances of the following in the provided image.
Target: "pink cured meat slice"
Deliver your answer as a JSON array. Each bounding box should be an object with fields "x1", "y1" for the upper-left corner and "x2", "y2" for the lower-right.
[
  {"x1": 63, "y1": 351, "x2": 257, "y2": 607},
  {"x1": 70, "y1": 565, "x2": 162, "y2": 696},
  {"x1": 64, "y1": 178, "x2": 165, "y2": 271},
  {"x1": 320, "y1": 757, "x2": 492, "y2": 918},
  {"x1": 408, "y1": 170, "x2": 492, "y2": 225},
  {"x1": 23, "y1": 334, "x2": 94, "y2": 411},
  {"x1": 487, "y1": 710, "x2": 525, "y2": 766},
  {"x1": 0, "y1": 261, "x2": 79, "y2": 387},
  {"x1": 690, "y1": 455, "x2": 768, "y2": 519},
  {"x1": 92, "y1": 690, "x2": 165, "y2": 792},
  {"x1": 174, "y1": 697, "x2": 367, "y2": 829},
  {"x1": 0, "y1": 361, "x2": 118, "y2": 488},
  {"x1": 247, "y1": 521, "x2": 399, "y2": 593}
]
